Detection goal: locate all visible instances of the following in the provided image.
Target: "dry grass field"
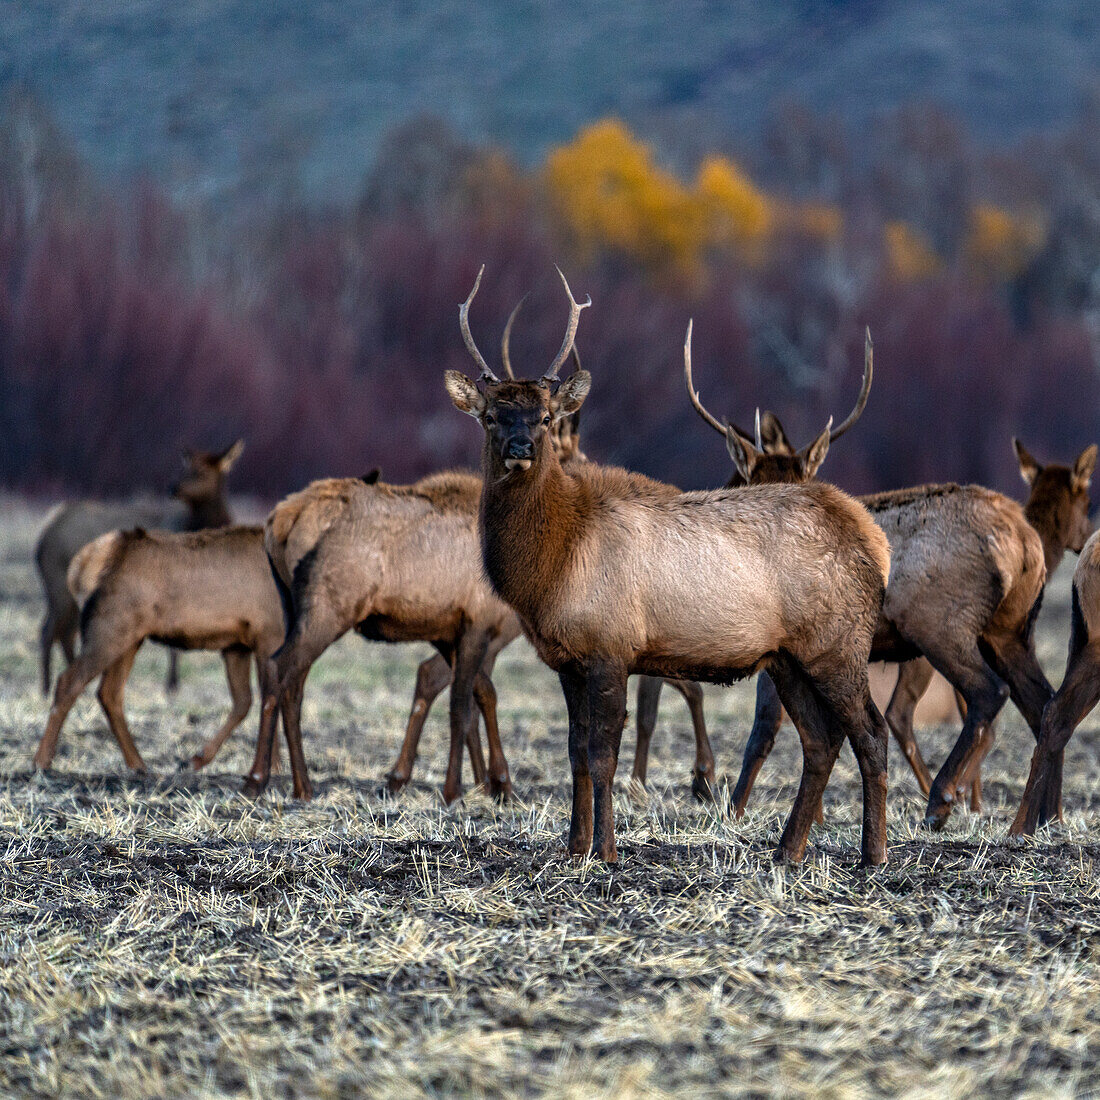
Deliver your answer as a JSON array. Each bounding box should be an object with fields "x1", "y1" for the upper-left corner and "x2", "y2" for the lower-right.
[{"x1": 3, "y1": 495, "x2": 1100, "y2": 1097}]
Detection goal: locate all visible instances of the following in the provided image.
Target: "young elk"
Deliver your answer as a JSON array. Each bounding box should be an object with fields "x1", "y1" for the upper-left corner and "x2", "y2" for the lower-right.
[
  {"x1": 1012, "y1": 525, "x2": 1100, "y2": 835},
  {"x1": 34, "y1": 442, "x2": 244, "y2": 696},
  {"x1": 245, "y1": 468, "x2": 521, "y2": 803},
  {"x1": 682, "y1": 339, "x2": 1074, "y2": 831},
  {"x1": 33, "y1": 524, "x2": 284, "y2": 774},
  {"x1": 630, "y1": 334, "x2": 873, "y2": 799},
  {"x1": 445, "y1": 268, "x2": 892, "y2": 865}
]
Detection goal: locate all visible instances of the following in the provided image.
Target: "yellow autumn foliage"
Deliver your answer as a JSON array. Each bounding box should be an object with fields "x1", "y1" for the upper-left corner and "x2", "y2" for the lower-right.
[
  {"x1": 885, "y1": 221, "x2": 940, "y2": 280},
  {"x1": 965, "y1": 204, "x2": 1044, "y2": 280},
  {"x1": 696, "y1": 155, "x2": 773, "y2": 261},
  {"x1": 544, "y1": 119, "x2": 704, "y2": 278}
]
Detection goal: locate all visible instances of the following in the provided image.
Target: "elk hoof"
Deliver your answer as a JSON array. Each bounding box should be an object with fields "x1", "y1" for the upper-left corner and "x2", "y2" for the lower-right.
[
  {"x1": 441, "y1": 784, "x2": 462, "y2": 806},
  {"x1": 691, "y1": 770, "x2": 717, "y2": 803},
  {"x1": 292, "y1": 781, "x2": 314, "y2": 801},
  {"x1": 383, "y1": 772, "x2": 409, "y2": 796},
  {"x1": 489, "y1": 776, "x2": 512, "y2": 803},
  {"x1": 241, "y1": 775, "x2": 268, "y2": 799}
]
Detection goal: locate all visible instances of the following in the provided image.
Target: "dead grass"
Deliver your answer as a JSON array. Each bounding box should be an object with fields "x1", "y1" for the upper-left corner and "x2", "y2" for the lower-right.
[{"x1": 2, "y1": 494, "x2": 1100, "y2": 1097}]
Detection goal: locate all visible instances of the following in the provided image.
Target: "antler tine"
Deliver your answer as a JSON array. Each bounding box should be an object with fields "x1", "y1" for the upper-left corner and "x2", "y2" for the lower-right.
[
  {"x1": 541, "y1": 266, "x2": 591, "y2": 383},
  {"x1": 684, "y1": 320, "x2": 740, "y2": 438},
  {"x1": 500, "y1": 293, "x2": 529, "y2": 380},
  {"x1": 829, "y1": 326, "x2": 873, "y2": 442},
  {"x1": 754, "y1": 408, "x2": 763, "y2": 450},
  {"x1": 459, "y1": 265, "x2": 500, "y2": 384}
]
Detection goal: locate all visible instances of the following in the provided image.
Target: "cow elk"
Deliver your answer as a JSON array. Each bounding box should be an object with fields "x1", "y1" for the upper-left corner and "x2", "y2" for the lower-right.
[
  {"x1": 445, "y1": 267, "x2": 892, "y2": 865},
  {"x1": 33, "y1": 522, "x2": 285, "y2": 774},
  {"x1": 680, "y1": 332, "x2": 1079, "y2": 831},
  {"x1": 34, "y1": 441, "x2": 244, "y2": 696}
]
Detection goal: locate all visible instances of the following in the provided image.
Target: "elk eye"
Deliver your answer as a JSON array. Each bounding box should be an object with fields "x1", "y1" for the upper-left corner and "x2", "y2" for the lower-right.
[
  {"x1": 542, "y1": 416, "x2": 551, "y2": 425},
  {"x1": 484, "y1": 414, "x2": 495, "y2": 425}
]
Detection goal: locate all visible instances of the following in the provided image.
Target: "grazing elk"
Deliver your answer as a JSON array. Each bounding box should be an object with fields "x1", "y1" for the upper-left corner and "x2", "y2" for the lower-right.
[
  {"x1": 445, "y1": 268, "x2": 892, "y2": 865},
  {"x1": 33, "y1": 523, "x2": 285, "y2": 774},
  {"x1": 1011, "y1": 525, "x2": 1100, "y2": 835},
  {"x1": 34, "y1": 442, "x2": 244, "y2": 696},
  {"x1": 679, "y1": 336, "x2": 1080, "y2": 831},
  {"x1": 629, "y1": 331, "x2": 873, "y2": 800},
  {"x1": 245, "y1": 468, "x2": 522, "y2": 803}
]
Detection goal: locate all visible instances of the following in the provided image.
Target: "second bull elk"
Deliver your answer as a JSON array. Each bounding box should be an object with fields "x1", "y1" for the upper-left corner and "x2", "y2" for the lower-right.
[
  {"x1": 445, "y1": 267, "x2": 892, "y2": 865},
  {"x1": 681, "y1": 330, "x2": 1091, "y2": 830},
  {"x1": 630, "y1": 330, "x2": 873, "y2": 798}
]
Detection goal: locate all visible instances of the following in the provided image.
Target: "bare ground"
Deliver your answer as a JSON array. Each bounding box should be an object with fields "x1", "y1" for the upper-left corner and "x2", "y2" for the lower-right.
[{"x1": 2, "y1": 495, "x2": 1100, "y2": 1098}]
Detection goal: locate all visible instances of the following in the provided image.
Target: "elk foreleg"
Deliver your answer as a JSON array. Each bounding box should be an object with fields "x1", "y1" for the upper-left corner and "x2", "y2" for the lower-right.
[
  {"x1": 473, "y1": 670, "x2": 511, "y2": 800},
  {"x1": 442, "y1": 628, "x2": 490, "y2": 805},
  {"x1": 587, "y1": 658, "x2": 629, "y2": 863},
  {"x1": 630, "y1": 675, "x2": 662, "y2": 792},
  {"x1": 95, "y1": 644, "x2": 145, "y2": 772},
  {"x1": 669, "y1": 678, "x2": 716, "y2": 802},
  {"x1": 884, "y1": 659, "x2": 935, "y2": 796},
  {"x1": 731, "y1": 673, "x2": 784, "y2": 818},
  {"x1": 387, "y1": 651, "x2": 455, "y2": 793},
  {"x1": 560, "y1": 664, "x2": 592, "y2": 857},
  {"x1": 189, "y1": 646, "x2": 252, "y2": 770},
  {"x1": 166, "y1": 650, "x2": 180, "y2": 695}
]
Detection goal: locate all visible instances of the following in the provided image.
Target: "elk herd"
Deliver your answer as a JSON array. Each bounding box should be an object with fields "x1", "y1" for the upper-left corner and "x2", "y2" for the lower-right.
[{"x1": 27, "y1": 267, "x2": 1100, "y2": 867}]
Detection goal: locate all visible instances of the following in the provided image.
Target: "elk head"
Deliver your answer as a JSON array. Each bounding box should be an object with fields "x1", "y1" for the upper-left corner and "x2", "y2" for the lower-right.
[
  {"x1": 172, "y1": 440, "x2": 243, "y2": 528},
  {"x1": 684, "y1": 323, "x2": 873, "y2": 486},
  {"x1": 445, "y1": 267, "x2": 591, "y2": 474},
  {"x1": 1015, "y1": 438, "x2": 1097, "y2": 556}
]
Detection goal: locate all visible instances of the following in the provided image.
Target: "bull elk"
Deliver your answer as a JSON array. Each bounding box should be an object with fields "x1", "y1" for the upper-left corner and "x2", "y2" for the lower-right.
[
  {"x1": 680, "y1": 332, "x2": 1084, "y2": 831},
  {"x1": 445, "y1": 267, "x2": 892, "y2": 865},
  {"x1": 629, "y1": 330, "x2": 873, "y2": 799},
  {"x1": 34, "y1": 442, "x2": 244, "y2": 696},
  {"x1": 32, "y1": 523, "x2": 285, "y2": 774}
]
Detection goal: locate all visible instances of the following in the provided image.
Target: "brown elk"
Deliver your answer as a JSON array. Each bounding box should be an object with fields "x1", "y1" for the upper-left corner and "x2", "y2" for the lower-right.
[
  {"x1": 244, "y1": 467, "x2": 523, "y2": 803},
  {"x1": 629, "y1": 333, "x2": 873, "y2": 800},
  {"x1": 34, "y1": 442, "x2": 243, "y2": 696},
  {"x1": 402, "y1": 301, "x2": 717, "y2": 800},
  {"x1": 1012, "y1": 525, "x2": 1100, "y2": 835},
  {"x1": 445, "y1": 268, "x2": 892, "y2": 865},
  {"x1": 32, "y1": 523, "x2": 285, "y2": 774},
  {"x1": 680, "y1": 337, "x2": 1085, "y2": 831}
]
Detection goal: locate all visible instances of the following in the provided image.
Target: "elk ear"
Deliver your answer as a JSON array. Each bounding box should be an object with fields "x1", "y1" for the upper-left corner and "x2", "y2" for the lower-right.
[
  {"x1": 217, "y1": 439, "x2": 245, "y2": 473},
  {"x1": 726, "y1": 426, "x2": 761, "y2": 483},
  {"x1": 758, "y1": 411, "x2": 793, "y2": 455},
  {"x1": 553, "y1": 370, "x2": 591, "y2": 419},
  {"x1": 1014, "y1": 438, "x2": 1040, "y2": 485},
  {"x1": 1073, "y1": 444, "x2": 1098, "y2": 492},
  {"x1": 361, "y1": 468, "x2": 381, "y2": 485},
  {"x1": 444, "y1": 371, "x2": 487, "y2": 418},
  {"x1": 799, "y1": 419, "x2": 832, "y2": 479}
]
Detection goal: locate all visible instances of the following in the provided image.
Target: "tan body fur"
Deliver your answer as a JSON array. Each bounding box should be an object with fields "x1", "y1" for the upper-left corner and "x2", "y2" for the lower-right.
[
  {"x1": 33, "y1": 524, "x2": 285, "y2": 773},
  {"x1": 244, "y1": 470, "x2": 522, "y2": 803},
  {"x1": 34, "y1": 443, "x2": 243, "y2": 697}
]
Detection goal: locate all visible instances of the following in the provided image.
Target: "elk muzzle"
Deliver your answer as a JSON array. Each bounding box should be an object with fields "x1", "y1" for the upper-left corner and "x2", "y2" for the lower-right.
[{"x1": 503, "y1": 436, "x2": 535, "y2": 470}]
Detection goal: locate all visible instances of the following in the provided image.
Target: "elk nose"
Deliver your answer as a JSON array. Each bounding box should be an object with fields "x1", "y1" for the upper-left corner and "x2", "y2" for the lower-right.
[{"x1": 504, "y1": 437, "x2": 535, "y2": 460}]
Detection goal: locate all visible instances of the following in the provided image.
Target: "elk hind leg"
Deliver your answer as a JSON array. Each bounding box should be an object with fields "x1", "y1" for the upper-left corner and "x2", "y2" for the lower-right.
[
  {"x1": 442, "y1": 629, "x2": 490, "y2": 805},
  {"x1": 884, "y1": 658, "x2": 935, "y2": 796},
  {"x1": 95, "y1": 644, "x2": 146, "y2": 772},
  {"x1": 669, "y1": 678, "x2": 716, "y2": 802},
  {"x1": 473, "y1": 670, "x2": 511, "y2": 801}
]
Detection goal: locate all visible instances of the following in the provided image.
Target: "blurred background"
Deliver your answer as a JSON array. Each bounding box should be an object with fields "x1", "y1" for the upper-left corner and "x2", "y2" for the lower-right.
[{"x1": 2, "y1": 1, "x2": 1100, "y2": 498}]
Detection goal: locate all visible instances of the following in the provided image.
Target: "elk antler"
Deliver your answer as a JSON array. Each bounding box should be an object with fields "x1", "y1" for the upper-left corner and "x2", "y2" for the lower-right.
[
  {"x1": 460, "y1": 265, "x2": 501, "y2": 384},
  {"x1": 541, "y1": 267, "x2": 591, "y2": 384},
  {"x1": 683, "y1": 320, "x2": 754, "y2": 440},
  {"x1": 829, "y1": 327, "x2": 873, "y2": 442},
  {"x1": 500, "y1": 294, "x2": 529, "y2": 380}
]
